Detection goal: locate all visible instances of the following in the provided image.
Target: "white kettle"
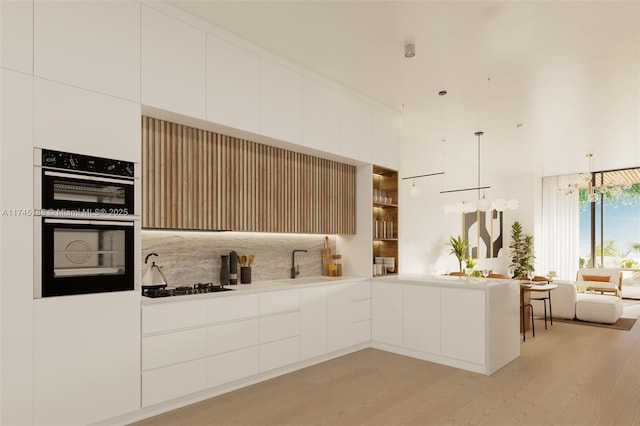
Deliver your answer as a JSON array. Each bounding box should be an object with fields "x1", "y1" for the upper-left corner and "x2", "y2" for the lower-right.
[{"x1": 142, "y1": 253, "x2": 168, "y2": 286}]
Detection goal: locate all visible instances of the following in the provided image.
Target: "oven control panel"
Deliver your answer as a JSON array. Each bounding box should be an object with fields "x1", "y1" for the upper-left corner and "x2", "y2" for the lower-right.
[{"x1": 42, "y1": 149, "x2": 134, "y2": 178}]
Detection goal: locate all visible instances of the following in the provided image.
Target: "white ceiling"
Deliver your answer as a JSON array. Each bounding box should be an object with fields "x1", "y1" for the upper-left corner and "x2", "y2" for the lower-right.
[{"x1": 168, "y1": 1, "x2": 640, "y2": 177}]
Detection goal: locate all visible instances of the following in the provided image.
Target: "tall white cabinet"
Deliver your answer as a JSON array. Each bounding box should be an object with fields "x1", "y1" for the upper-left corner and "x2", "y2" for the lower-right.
[
  {"x1": 1, "y1": 0, "x2": 33, "y2": 73},
  {"x1": 0, "y1": 69, "x2": 35, "y2": 426},
  {"x1": 33, "y1": 293, "x2": 141, "y2": 425},
  {"x1": 141, "y1": 5, "x2": 207, "y2": 119},
  {"x1": 260, "y1": 58, "x2": 303, "y2": 144},
  {"x1": 206, "y1": 35, "x2": 260, "y2": 134},
  {"x1": 33, "y1": 1, "x2": 140, "y2": 102}
]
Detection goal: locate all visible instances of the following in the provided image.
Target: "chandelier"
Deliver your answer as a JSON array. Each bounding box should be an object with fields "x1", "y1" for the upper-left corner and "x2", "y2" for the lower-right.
[{"x1": 560, "y1": 154, "x2": 630, "y2": 202}]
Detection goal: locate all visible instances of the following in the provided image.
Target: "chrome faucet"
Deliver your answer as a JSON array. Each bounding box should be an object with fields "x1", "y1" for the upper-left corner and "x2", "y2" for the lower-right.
[{"x1": 291, "y1": 249, "x2": 308, "y2": 278}]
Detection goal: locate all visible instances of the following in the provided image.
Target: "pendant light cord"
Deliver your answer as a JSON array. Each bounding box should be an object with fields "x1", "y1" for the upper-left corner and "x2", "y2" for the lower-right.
[{"x1": 475, "y1": 131, "x2": 484, "y2": 200}]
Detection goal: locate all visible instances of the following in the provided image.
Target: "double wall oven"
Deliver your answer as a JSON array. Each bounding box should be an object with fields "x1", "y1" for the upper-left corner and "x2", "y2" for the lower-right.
[{"x1": 34, "y1": 149, "x2": 139, "y2": 298}]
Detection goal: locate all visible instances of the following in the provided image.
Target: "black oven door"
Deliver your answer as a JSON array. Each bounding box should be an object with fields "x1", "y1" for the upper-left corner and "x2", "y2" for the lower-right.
[
  {"x1": 42, "y1": 169, "x2": 134, "y2": 214},
  {"x1": 41, "y1": 218, "x2": 134, "y2": 297}
]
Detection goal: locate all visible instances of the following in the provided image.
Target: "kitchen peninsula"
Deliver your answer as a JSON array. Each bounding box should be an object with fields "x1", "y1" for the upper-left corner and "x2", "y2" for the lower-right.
[{"x1": 371, "y1": 275, "x2": 520, "y2": 375}]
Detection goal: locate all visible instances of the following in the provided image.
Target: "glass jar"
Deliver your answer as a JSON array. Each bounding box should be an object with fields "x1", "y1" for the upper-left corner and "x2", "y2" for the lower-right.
[{"x1": 330, "y1": 254, "x2": 342, "y2": 277}]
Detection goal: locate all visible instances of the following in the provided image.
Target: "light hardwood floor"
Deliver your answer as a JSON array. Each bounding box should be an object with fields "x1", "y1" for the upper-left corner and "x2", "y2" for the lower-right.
[{"x1": 133, "y1": 319, "x2": 640, "y2": 426}]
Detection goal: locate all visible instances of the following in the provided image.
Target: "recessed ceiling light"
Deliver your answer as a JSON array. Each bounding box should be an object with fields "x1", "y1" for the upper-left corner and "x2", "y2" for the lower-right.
[{"x1": 404, "y1": 43, "x2": 415, "y2": 58}]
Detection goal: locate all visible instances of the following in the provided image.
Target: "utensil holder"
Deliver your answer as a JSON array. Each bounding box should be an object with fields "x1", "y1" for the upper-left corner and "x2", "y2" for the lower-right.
[{"x1": 240, "y1": 267, "x2": 252, "y2": 284}]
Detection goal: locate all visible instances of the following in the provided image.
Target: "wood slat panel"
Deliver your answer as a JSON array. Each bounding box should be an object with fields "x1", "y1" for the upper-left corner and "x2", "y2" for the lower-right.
[{"x1": 141, "y1": 117, "x2": 356, "y2": 234}]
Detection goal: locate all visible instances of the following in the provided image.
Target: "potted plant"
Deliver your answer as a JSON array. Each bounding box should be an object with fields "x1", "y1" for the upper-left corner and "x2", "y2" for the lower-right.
[
  {"x1": 509, "y1": 221, "x2": 534, "y2": 278},
  {"x1": 464, "y1": 256, "x2": 476, "y2": 275},
  {"x1": 447, "y1": 235, "x2": 468, "y2": 273}
]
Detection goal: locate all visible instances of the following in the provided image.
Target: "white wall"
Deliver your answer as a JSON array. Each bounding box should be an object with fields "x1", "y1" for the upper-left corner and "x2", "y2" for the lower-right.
[{"x1": 398, "y1": 137, "x2": 536, "y2": 276}]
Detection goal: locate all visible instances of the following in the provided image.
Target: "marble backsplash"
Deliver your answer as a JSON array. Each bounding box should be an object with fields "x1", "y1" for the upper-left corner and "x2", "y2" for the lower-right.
[{"x1": 141, "y1": 230, "x2": 336, "y2": 286}]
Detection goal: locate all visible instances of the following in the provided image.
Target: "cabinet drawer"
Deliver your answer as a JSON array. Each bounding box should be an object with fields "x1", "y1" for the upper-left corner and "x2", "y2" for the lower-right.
[
  {"x1": 351, "y1": 299, "x2": 371, "y2": 322},
  {"x1": 142, "y1": 300, "x2": 207, "y2": 335},
  {"x1": 142, "y1": 328, "x2": 207, "y2": 371},
  {"x1": 142, "y1": 358, "x2": 208, "y2": 407},
  {"x1": 260, "y1": 290, "x2": 300, "y2": 315},
  {"x1": 352, "y1": 319, "x2": 371, "y2": 344},
  {"x1": 208, "y1": 346, "x2": 260, "y2": 388},
  {"x1": 208, "y1": 294, "x2": 259, "y2": 324},
  {"x1": 350, "y1": 281, "x2": 371, "y2": 300},
  {"x1": 259, "y1": 336, "x2": 300, "y2": 372},
  {"x1": 208, "y1": 318, "x2": 259, "y2": 356},
  {"x1": 259, "y1": 311, "x2": 300, "y2": 344}
]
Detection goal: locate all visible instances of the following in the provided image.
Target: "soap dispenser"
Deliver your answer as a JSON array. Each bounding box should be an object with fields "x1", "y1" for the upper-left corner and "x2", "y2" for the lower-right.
[{"x1": 142, "y1": 253, "x2": 168, "y2": 287}]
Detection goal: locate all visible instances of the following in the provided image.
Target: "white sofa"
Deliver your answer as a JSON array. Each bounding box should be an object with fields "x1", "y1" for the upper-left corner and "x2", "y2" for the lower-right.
[
  {"x1": 576, "y1": 267, "x2": 623, "y2": 297},
  {"x1": 530, "y1": 280, "x2": 577, "y2": 320}
]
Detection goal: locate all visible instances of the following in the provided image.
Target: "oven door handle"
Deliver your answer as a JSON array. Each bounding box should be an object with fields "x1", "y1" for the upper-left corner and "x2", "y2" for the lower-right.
[
  {"x1": 43, "y1": 218, "x2": 135, "y2": 227},
  {"x1": 44, "y1": 170, "x2": 134, "y2": 185}
]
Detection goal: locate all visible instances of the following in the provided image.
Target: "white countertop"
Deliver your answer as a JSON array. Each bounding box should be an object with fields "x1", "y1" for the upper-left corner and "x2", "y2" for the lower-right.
[
  {"x1": 373, "y1": 274, "x2": 517, "y2": 289},
  {"x1": 141, "y1": 275, "x2": 369, "y2": 305}
]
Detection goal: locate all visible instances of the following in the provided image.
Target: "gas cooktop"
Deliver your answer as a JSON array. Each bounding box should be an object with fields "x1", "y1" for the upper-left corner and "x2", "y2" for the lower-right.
[{"x1": 142, "y1": 283, "x2": 234, "y2": 298}]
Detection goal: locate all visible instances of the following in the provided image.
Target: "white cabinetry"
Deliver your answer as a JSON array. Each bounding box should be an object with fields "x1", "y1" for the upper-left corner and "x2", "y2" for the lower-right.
[
  {"x1": 141, "y1": 290, "x2": 302, "y2": 407},
  {"x1": 339, "y1": 94, "x2": 371, "y2": 162},
  {"x1": 1, "y1": 69, "x2": 34, "y2": 426},
  {"x1": 328, "y1": 281, "x2": 371, "y2": 352},
  {"x1": 208, "y1": 347, "x2": 259, "y2": 388},
  {"x1": 142, "y1": 328, "x2": 207, "y2": 371},
  {"x1": 142, "y1": 299, "x2": 208, "y2": 335},
  {"x1": 302, "y1": 77, "x2": 340, "y2": 154},
  {"x1": 441, "y1": 287, "x2": 485, "y2": 365},
  {"x1": 34, "y1": 78, "x2": 141, "y2": 162},
  {"x1": 206, "y1": 35, "x2": 260, "y2": 133},
  {"x1": 258, "y1": 289, "x2": 300, "y2": 371},
  {"x1": 300, "y1": 286, "x2": 328, "y2": 359},
  {"x1": 143, "y1": 359, "x2": 208, "y2": 408},
  {"x1": 403, "y1": 285, "x2": 440, "y2": 354},
  {"x1": 371, "y1": 107, "x2": 399, "y2": 170},
  {"x1": 34, "y1": 293, "x2": 140, "y2": 426},
  {"x1": 141, "y1": 294, "x2": 260, "y2": 407},
  {"x1": 1, "y1": 0, "x2": 33, "y2": 73},
  {"x1": 370, "y1": 278, "x2": 519, "y2": 375},
  {"x1": 260, "y1": 58, "x2": 302, "y2": 144},
  {"x1": 371, "y1": 281, "x2": 403, "y2": 346},
  {"x1": 34, "y1": 1, "x2": 140, "y2": 102},
  {"x1": 209, "y1": 293, "x2": 259, "y2": 323},
  {"x1": 141, "y1": 5, "x2": 206, "y2": 119}
]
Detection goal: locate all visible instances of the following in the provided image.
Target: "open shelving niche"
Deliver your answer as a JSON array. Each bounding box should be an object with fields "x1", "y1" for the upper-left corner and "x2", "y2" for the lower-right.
[{"x1": 372, "y1": 165, "x2": 398, "y2": 276}]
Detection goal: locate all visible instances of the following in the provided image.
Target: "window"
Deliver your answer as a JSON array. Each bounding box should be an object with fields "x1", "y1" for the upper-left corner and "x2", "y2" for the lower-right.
[{"x1": 578, "y1": 168, "x2": 640, "y2": 270}]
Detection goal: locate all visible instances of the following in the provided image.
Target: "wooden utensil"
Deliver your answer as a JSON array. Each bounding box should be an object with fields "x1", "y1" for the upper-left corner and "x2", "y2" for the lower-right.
[
  {"x1": 239, "y1": 255, "x2": 247, "y2": 267},
  {"x1": 321, "y1": 236, "x2": 331, "y2": 276},
  {"x1": 248, "y1": 255, "x2": 254, "y2": 266}
]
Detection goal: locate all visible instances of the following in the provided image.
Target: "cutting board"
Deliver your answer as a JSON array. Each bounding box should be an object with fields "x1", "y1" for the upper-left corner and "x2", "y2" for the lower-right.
[{"x1": 321, "y1": 236, "x2": 331, "y2": 276}]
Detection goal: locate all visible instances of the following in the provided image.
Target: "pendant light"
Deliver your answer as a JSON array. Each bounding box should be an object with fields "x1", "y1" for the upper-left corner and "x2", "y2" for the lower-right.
[
  {"x1": 442, "y1": 130, "x2": 518, "y2": 213},
  {"x1": 475, "y1": 131, "x2": 492, "y2": 211}
]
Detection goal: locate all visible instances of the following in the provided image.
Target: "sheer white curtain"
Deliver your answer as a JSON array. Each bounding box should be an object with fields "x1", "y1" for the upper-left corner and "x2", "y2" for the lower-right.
[{"x1": 539, "y1": 174, "x2": 580, "y2": 281}]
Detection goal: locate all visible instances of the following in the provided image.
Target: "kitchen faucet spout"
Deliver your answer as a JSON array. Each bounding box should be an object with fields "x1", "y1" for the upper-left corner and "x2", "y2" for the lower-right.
[{"x1": 291, "y1": 249, "x2": 308, "y2": 278}]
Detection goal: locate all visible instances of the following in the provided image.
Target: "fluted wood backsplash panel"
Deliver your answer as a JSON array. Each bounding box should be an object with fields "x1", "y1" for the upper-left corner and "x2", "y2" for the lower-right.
[{"x1": 142, "y1": 117, "x2": 356, "y2": 234}]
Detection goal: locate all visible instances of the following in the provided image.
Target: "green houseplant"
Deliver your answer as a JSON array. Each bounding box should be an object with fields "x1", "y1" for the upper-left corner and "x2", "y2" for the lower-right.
[
  {"x1": 509, "y1": 221, "x2": 535, "y2": 278},
  {"x1": 447, "y1": 235, "x2": 468, "y2": 273}
]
